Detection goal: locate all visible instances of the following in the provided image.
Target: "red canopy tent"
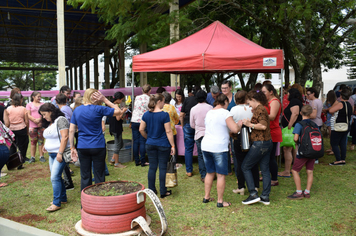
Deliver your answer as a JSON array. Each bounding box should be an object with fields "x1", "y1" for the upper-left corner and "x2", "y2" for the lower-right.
[{"x1": 132, "y1": 21, "x2": 284, "y2": 73}]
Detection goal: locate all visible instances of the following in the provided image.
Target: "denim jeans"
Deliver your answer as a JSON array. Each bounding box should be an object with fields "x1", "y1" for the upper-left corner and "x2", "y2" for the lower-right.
[
  {"x1": 195, "y1": 137, "x2": 206, "y2": 178},
  {"x1": 78, "y1": 148, "x2": 106, "y2": 191},
  {"x1": 183, "y1": 123, "x2": 195, "y2": 173},
  {"x1": 49, "y1": 153, "x2": 67, "y2": 207},
  {"x1": 233, "y1": 138, "x2": 259, "y2": 189},
  {"x1": 146, "y1": 144, "x2": 171, "y2": 195},
  {"x1": 352, "y1": 120, "x2": 356, "y2": 145},
  {"x1": 242, "y1": 140, "x2": 272, "y2": 198},
  {"x1": 228, "y1": 137, "x2": 235, "y2": 173},
  {"x1": 0, "y1": 145, "x2": 10, "y2": 173},
  {"x1": 330, "y1": 130, "x2": 348, "y2": 161},
  {"x1": 132, "y1": 122, "x2": 146, "y2": 165}
]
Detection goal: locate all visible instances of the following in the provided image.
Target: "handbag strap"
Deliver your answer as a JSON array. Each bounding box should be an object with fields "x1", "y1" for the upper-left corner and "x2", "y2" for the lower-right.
[
  {"x1": 283, "y1": 113, "x2": 290, "y2": 124},
  {"x1": 170, "y1": 155, "x2": 176, "y2": 163},
  {"x1": 56, "y1": 123, "x2": 61, "y2": 143},
  {"x1": 342, "y1": 101, "x2": 348, "y2": 124}
]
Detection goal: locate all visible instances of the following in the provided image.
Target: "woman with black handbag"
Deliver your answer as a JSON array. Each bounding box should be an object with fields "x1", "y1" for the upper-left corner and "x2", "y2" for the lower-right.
[
  {"x1": 0, "y1": 120, "x2": 15, "y2": 187},
  {"x1": 39, "y1": 103, "x2": 70, "y2": 212}
]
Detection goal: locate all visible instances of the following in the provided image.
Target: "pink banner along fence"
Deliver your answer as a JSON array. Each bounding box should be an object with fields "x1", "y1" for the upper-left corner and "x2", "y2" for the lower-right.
[{"x1": 0, "y1": 86, "x2": 179, "y2": 98}]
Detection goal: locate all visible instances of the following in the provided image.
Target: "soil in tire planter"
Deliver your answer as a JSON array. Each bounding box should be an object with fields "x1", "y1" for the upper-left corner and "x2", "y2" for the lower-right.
[{"x1": 84, "y1": 181, "x2": 142, "y2": 196}]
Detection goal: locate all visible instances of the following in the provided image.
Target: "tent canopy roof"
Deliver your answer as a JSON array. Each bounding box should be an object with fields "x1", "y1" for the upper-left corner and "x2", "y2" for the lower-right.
[{"x1": 133, "y1": 21, "x2": 284, "y2": 73}]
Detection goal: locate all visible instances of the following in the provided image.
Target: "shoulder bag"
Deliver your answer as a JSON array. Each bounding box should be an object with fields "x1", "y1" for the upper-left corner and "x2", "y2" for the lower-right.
[
  {"x1": 334, "y1": 101, "x2": 349, "y2": 132},
  {"x1": 0, "y1": 122, "x2": 24, "y2": 170}
]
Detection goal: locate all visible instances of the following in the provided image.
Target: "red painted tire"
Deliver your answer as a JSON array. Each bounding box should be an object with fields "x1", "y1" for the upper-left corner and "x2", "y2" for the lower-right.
[
  {"x1": 81, "y1": 181, "x2": 146, "y2": 216},
  {"x1": 81, "y1": 207, "x2": 146, "y2": 234}
]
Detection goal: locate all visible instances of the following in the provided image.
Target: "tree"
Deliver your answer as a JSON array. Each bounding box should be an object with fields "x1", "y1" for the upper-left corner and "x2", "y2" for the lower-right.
[
  {"x1": 345, "y1": 31, "x2": 356, "y2": 80},
  {"x1": 222, "y1": 0, "x2": 356, "y2": 91},
  {"x1": 0, "y1": 62, "x2": 57, "y2": 91}
]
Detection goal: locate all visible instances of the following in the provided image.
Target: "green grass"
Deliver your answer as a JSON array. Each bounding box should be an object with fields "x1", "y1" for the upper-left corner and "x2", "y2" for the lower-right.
[{"x1": 1, "y1": 127, "x2": 356, "y2": 235}]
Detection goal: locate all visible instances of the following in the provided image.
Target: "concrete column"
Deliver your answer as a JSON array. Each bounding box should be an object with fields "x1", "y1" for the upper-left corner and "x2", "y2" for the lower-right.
[
  {"x1": 57, "y1": 0, "x2": 66, "y2": 87},
  {"x1": 79, "y1": 62, "x2": 83, "y2": 90},
  {"x1": 170, "y1": 1, "x2": 180, "y2": 90},
  {"x1": 66, "y1": 69, "x2": 69, "y2": 86},
  {"x1": 119, "y1": 43, "x2": 125, "y2": 87},
  {"x1": 94, "y1": 53, "x2": 99, "y2": 89},
  {"x1": 74, "y1": 66, "x2": 78, "y2": 90},
  {"x1": 104, "y1": 45, "x2": 110, "y2": 89},
  {"x1": 139, "y1": 43, "x2": 147, "y2": 87},
  {"x1": 86, "y1": 53, "x2": 90, "y2": 89},
  {"x1": 70, "y1": 67, "x2": 73, "y2": 89}
]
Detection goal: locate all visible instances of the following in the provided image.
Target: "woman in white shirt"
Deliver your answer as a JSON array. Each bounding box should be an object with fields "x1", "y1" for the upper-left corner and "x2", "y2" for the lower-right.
[
  {"x1": 201, "y1": 94, "x2": 242, "y2": 208},
  {"x1": 39, "y1": 103, "x2": 70, "y2": 212}
]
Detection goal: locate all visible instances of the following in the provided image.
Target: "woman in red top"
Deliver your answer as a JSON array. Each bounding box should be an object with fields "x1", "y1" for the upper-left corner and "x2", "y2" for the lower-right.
[{"x1": 262, "y1": 84, "x2": 282, "y2": 186}]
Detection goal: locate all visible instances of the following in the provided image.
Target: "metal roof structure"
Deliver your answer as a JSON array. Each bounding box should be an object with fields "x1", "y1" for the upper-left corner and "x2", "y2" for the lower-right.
[{"x1": 0, "y1": 0, "x2": 195, "y2": 68}]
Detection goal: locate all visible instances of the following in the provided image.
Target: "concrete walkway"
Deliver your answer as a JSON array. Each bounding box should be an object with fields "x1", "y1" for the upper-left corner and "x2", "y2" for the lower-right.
[{"x1": 0, "y1": 217, "x2": 62, "y2": 236}]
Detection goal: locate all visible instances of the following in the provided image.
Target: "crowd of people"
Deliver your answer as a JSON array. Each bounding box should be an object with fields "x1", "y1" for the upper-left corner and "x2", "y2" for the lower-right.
[{"x1": 0, "y1": 81, "x2": 354, "y2": 211}]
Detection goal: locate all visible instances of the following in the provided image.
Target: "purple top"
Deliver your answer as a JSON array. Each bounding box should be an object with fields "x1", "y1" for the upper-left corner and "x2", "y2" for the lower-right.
[{"x1": 60, "y1": 105, "x2": 73, "y2": 122}]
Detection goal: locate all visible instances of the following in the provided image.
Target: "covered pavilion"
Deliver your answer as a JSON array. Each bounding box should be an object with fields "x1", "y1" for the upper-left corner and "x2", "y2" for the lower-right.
[{"x1": 0, "y1": 0, "x2": 195, "y2": 91}]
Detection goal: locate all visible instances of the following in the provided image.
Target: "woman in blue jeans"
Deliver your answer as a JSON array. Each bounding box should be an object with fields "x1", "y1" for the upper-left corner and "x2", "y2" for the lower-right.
[
  {"x1": 0, "y1": 120, "x2": 14, "y2": 188},
  {"x1": 39, "y1": 103, "x2": 70, "y2": 212},
  {"x1": 131, "y1": 84, "x2": 151, "y2": 167},
  {"x1": 241, "y1": 90, "x2": 273, "y2": 206},
  {"x1": 139, "y1": 94, "x2": 175, "y2": 198}
]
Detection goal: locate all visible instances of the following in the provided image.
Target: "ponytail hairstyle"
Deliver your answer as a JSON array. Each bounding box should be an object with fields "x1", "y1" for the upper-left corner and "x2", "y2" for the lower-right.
[
  {"x1": 30, "y1": 91, "x2": 41, "y2": 102},
  {"x1": 148, "y1": 94, "x2": 164, "y2": 111},
  {"x1": 263, "y1": 84, "x2": 278, "y2": 98},
  {"x1": 246, "y1": 90, "x2": 268, "y2": 106}
]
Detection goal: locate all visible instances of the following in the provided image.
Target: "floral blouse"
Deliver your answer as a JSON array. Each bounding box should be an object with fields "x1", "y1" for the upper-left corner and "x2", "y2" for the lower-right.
[
  {"x1": 162, "y1": 104, "x2": 179, "y2": 135},
  {"x1": 131, "y1": 94, "x2": 150, "y2": 123},
  {"x1": 0, "y1": 121, "x2": 15, "y2": 148},
  {"x1": 250, "y1": 105, "x2": 271, "y2": 142}
]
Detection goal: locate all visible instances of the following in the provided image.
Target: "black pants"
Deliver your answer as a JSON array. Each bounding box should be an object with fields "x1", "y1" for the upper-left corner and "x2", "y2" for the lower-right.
[
  {"x1": 78, "y1": 148, "x2": 106, "y2": 191},
  {"x1": 233, "y1": 137, "x2": 259, "y2": 189},
  {"x1": 63, "y1": 164, "x2": 74, "y2": 188},
  {"x1": 270, "y1": 142, "x2": 279, "y2": 181},
  {"x1": 10, "y1": 128, "x2": 29, "y2": 168}
]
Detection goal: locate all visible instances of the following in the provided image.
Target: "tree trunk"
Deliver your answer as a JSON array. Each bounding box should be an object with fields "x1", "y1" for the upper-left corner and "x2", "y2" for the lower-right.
[
  {"x1": 245, "y1": 73, "x2": 258, "y2": 91},
  {"x1": 237, "y1": 73, "x2": 246, "y2": 90},
  {"x1": 312, "y1": 59, "x2": 322, "y2": 92},
  {"x1": 202, "y1": 74, "x2": 212, "y2": 93},
  {"x1": 300, "y1": 64, "x2": 310, "y2": 87}
]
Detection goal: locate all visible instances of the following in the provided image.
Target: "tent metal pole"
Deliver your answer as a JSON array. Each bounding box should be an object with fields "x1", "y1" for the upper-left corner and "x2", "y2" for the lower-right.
[
  {"x1": 280, "y1": 69, "x2": 284, "y2": 105},
  {"x1": 131, "y1": 69, "x2": 135, "y2": 110},
  {"x1": 175, "y1": 74, "x2": 178, "y2": 90},
  {"x1": 131, "y1": 69, "x2": 135, "y2": 161}
]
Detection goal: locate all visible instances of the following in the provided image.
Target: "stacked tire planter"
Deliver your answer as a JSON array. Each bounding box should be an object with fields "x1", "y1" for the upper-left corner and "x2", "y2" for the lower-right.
[{"x1": 81, "y1": 180, "x2": 146, "y2": 234}]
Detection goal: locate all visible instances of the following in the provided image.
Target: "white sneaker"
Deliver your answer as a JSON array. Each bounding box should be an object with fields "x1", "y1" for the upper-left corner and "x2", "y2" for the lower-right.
[{"x1": 315, "y1": 160, "x2": 319, "y2": 164}]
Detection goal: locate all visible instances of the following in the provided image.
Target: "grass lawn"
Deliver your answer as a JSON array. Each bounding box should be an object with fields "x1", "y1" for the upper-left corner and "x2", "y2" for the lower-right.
[{"x1": 0, "y1": 127, "x2": 356, "y2": 235}]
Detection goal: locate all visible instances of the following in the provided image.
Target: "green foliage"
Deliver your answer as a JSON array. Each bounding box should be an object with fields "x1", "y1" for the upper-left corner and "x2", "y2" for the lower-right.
[
  {"x1": 67, "y1": 0, "x2": 190, "y2": 46},
  {"x1": 0, "y1": 62, "x2": 57, "y2": 91},
  {"x1": 96, "y1": 187, "x2": 124, "y2": 197},
  {"x1": 345, "y1": 32, "x2": 356, "y2": 80}
]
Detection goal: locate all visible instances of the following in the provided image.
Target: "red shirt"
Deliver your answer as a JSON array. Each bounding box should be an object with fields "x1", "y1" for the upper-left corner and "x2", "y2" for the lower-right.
[{"x1": 268, "y1": 98, "x2": 282, "y2": 142}]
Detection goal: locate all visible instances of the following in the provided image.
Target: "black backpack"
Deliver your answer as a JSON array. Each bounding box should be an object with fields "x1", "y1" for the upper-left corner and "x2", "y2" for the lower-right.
[{"x1": 297, "y1": 120, "x2": 324, "y2": 159}]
